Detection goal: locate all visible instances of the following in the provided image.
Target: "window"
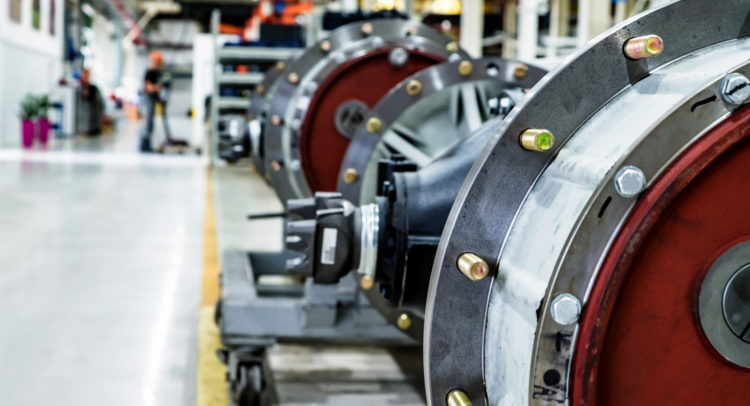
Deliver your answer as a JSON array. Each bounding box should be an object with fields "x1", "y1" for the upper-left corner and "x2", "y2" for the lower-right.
[
  {"x1": 32, "y1": 0, "x2": 41, "y2": 30},
  {"x1": 9, "y1": 0, "x2": 22, "y2": 23},
  {"x1": 50, "y1": 0, "x2": 56, "y2": 35}
]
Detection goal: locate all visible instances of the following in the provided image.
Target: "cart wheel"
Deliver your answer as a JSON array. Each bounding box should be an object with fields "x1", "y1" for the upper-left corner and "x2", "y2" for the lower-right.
[{"x1": 237, "y1": 363, "x2": 263, "y2": 406}]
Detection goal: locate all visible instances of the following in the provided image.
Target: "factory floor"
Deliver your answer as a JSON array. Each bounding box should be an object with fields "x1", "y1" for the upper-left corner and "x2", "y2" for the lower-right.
[{"x1": 0, "y1": 115, "x2": 423, "y2": 405}]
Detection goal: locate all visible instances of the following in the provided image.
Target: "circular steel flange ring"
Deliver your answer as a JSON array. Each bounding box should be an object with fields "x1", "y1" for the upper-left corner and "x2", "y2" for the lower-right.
[
  {"x1": 337, "y1": 57, "x2": 547, "y2": 204},
  {"x1": 332, "y1": 57, "x2": 545, "y2": 340},
  {"x1": 262, "y1": 19, "x2": 465, "y2": 205},
  {"x1": 247, "y1": 57, "x2": 299, "y2": 179},
  {"x1": 423, "y1": 1, "x2": 750, "y2": 404}
]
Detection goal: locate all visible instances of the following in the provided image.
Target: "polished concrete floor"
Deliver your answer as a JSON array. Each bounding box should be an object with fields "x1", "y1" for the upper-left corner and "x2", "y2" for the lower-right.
[
  {"x1": 0, "y1": 115, "x2": 423, "y2": 405},
  {"x1": 0, "y1": 117, "x2": 205, "y2": 405}
]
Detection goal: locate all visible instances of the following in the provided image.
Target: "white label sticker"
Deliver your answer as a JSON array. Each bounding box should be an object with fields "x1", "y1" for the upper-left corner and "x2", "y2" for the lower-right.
[{"x1": 320, "y1": 228, "x2": 338, "y2": 265}]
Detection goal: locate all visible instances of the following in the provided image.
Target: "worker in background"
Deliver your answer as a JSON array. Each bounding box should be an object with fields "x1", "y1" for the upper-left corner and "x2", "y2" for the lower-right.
[
  {"x1": 78, "y1": 68, "x2": 104, "y2": 136},
  {"x1": 140, "y1": 51, "x2": 172, "y2": 152}
]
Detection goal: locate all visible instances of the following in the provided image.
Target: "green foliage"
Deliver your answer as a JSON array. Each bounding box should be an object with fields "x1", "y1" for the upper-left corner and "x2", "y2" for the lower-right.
[{"x1": 18, "y1": 94, "x2": 49, "y2": 120}]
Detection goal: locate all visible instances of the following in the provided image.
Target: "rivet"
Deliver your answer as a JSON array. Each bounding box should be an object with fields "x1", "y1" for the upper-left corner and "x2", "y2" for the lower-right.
[
  {"x1": 397, "y1": 313, "x2": 412, "y2": 330},
  {"x1": 513, "y1": 64, "x2": 529, "y2": 79},
  {"x1": 287, "y1": 72, "x2": 299, "y2": 84},
  {"x1": 447, "y1": 389, "x2": 473, "y2": 406},
  {"x1": 271, "y1": 161, "x2": 282, "y2": 172},
  {"x1": 456, "y1": 253, "x2": 489, "y2": 281},
  {"x1": 343, "y1": 168, "x2": 359, "y2": 184},
  {"x1": 623, "y1": 34, "x2": 664, "y2": 59},
  {"x1": 360, "y1": 275, "x2": 374, "y2": 290},
  {"x1": 550, "y1": 293, "x2": 582, "y2": 326},
  {"x1": 520, "y1": 129, "x2": 554, "y2": 152},
  {"x1": 458, "y1": 60, "x2": 473, "y2": 76},
  {"x1": 406, "y1": 80, "x2": 422, "y2": 96},
  {"x1": 446, "y1": 41, "x2": 459, "y2": 52},
  {"x1": 320, "y1": 40, "x2": 331, "y2": 52},
  {"x1": 270, "y1": 115, "x2": 281, "y2": 126},
  {"x1": 361, "y1": 22, "x2": 373, "y2": 36},
  {"x1": 276, "y1": 61, "x2": 286, "y2": 71},
  {"x1": 366, "y1": 117, "x2": 382, "y2": 133},
  {"x1": 256, "y1": 85, "x2": 264, "y2": 95}
]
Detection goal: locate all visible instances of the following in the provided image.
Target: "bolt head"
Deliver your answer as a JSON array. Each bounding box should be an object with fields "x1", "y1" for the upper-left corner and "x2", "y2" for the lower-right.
[
  {"x1": 320, "y1": 40, "x2": 331, "y2": 52},
  {"x1": 343, "y1": 168, "x2": 359, "y2": 184},
  {"x1": 389, "y1": 47, "x2": 409, "y2": 68},
  {"x1": 287, "y1": 72, "x2": 299, "y2": 84},
  {"x1": 446, "y1": 41, "x2": 459, "y2": 52},
  {"x1": 447, "y1": 389, "x2": 472, "y2": 406},
  {"x1": 720, "y1": 73, "x2": 750, "y2": 105},
  {"x1": 360, "y1": 275, "x2": 374, "y2": 290},
  {"x1": 614, "y1": 165, "x2": 646, "y2": 198},
  {"x1": 624, "y1": 34, "x2": 664, "y2": 59},
  {"x1": 513, "y1": 64, "x2": 529, "y2": 79},
  {"x1": 366, "y1": 117, "x2": 382, "y2": 133},
  {"x1": 406, "y1": 80, "x2": 422, "y2": 96},
  {"x1": 520, "y1": 129, "x2": 554, "y2": 152},
  {"x1": 397, "y1": 313, "x2": 412, "y2": 330},
  {"x1": 457, "y1": 252, "x2": 490, "y2": 281},
  {"x1": 271, "y1": 161, "x2": 282, "y2": 171},
  {"x1": 550, "y1": 293, "x2": 581, "y2": 326},
  {"x1": 270, "y1": 115, "x2": 281, "y2": 126},
  {"x1": 458, "y1": 60, "x2": 473, "y2": 77},
  {"x1": 361, "y1": 22, "x2": 373, "y2": 35},
  {"x1": 256, "y1": 85, "x2": 264, "y2": 96},
  {"x1": 276, "y1": 61, "x2": 286, "y2": 71}
]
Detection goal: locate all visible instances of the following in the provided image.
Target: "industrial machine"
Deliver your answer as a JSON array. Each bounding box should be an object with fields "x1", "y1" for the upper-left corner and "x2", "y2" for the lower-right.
[
  {"x1": 285, "y1": 58, "x2": 546, "y2": 338},
  {"x1": 420, "y1": 0, "x2": 750, "y2": 404},
  {"x1": 219, "y1": 0, "x2": 750, "y2": 405},
  {"x1": 260, "y1": 18, "x2": 466, "y2": 203},
  {"x1": 217, "y1": 19, "x2": 470, "y2": 406}
]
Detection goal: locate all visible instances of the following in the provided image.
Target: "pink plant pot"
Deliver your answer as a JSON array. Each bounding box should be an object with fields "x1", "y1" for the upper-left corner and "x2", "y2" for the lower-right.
[
  {"x1": 36, "y1": 118, "x2": 50, "y2": 145},
  {"x1": 21, "y1": 120, "x2": 34, "y2": 149}
]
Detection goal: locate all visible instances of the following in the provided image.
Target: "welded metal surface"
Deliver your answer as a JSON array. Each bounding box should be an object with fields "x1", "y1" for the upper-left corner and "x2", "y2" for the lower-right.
[
  {"x1": 337, "y1": 58, "x2": 546, "y2": 204},
  {"x1": 423, "y1": 1, "x2": 750, "y2": 404},
  {"x1": 262, "y1": 19, "x2": 464, "y2": 204}
]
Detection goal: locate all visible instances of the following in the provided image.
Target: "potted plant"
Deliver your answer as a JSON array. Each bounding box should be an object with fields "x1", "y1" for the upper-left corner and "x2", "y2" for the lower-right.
[
  {"x1": 35, "y1": 94, "x2": 51, "y2": 146},
  {"x1": 18, "y1": 95, "x2": 37, "y2": 149}
]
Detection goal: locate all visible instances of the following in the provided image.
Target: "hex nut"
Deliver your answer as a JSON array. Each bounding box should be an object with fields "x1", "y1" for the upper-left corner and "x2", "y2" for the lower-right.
[
  {"x1": 720, "y1": 73, "x2": 750, "y2": 105},
  {"x1": 550, "y1": 293, "x2": 582, "y2": 326},
  {"x1": 614, "y1": 165, "x2": 646, "y2": 198}
]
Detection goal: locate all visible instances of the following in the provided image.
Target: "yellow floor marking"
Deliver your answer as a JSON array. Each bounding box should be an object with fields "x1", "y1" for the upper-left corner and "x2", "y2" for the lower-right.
[{"x1": 197, "y1": 169, "x2": 228, "y2": 406}]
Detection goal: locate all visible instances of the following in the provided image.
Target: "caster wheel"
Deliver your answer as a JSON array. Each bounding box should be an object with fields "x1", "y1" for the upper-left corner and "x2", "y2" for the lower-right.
[{"x1": 236, "y1": 363, "x2": 263, "y2": 406}]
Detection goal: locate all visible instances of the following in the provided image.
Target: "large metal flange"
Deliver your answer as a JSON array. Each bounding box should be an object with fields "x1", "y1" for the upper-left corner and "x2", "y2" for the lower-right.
[
  {"x1": 336, "y1": 57, "x2": 547, "y2": 205},
  {"x1": 331, "y1": 57, "x2": 545, "y2": 341},
  {"x1": 261, "y1": 19, "x2": 467, "y2": 205},
  {"x1": 247, "y1": 58, "x2": 299, "y2": 179},
  {"x1": 423, "y1": 1, "x2": 750, "y2": 405}
]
